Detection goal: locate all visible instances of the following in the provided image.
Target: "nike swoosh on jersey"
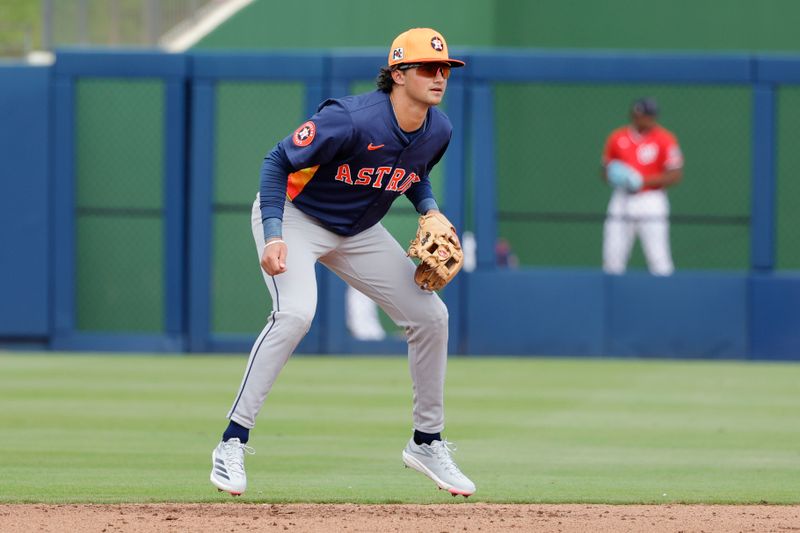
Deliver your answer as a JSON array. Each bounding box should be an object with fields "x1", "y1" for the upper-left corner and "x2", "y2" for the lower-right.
[{"x1": 367, "y1": 143, "x2": 385, "y2": 151}]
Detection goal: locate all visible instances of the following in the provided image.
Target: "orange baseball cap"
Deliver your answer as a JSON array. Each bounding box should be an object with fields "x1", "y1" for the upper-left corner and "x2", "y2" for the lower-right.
[{"x1": 388, "y1": 28, "x2": 465, "y2": 68}]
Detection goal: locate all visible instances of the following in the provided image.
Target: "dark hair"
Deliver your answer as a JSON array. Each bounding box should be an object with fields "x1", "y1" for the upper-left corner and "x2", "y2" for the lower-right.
[
  {"x1": 632, "y1": 97, "x2": 659, "y2": 116},
  {"x1": 376, "y1": 66, "x2": 395, "y2": 93}
]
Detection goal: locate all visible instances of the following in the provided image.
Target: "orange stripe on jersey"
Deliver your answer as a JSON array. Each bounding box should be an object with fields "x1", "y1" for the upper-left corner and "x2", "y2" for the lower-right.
[{"x1": 286, "y1": 165, "x2": 320, "y2": 200}]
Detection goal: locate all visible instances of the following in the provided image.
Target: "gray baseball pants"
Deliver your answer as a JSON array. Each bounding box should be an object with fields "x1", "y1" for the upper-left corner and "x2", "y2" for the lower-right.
[{"x1": 226, "y1": 197, "x2": 449, "y2": 433}]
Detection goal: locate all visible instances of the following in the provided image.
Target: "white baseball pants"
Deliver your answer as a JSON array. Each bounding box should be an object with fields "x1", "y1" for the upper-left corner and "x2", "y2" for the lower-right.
[
  {"x1": 226, "y1": 197, "x2": 449, "y2": 433},
  {"x1": 603, "y1": 189, "x2": 674, "y2": 276}
]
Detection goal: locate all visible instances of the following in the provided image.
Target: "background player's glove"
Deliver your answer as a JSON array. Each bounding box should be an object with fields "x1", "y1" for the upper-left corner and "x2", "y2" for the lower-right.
[
  {"x1": 407, "y1": 212, "x2": 464, "y2": 291},
  {"x1": 607, "y1": 160, "x2": 643, "y2": 193}
]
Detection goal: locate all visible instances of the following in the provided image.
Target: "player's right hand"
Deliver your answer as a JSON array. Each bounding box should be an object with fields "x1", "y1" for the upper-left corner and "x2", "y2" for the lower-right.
[{"x1": 261, "y1": 239, "x2": 288, "y2": 276}]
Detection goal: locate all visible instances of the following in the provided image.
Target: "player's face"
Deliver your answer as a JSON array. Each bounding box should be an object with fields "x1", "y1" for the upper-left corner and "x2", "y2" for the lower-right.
[
  {"x1": 631, "y1": 112, "x2": 657, "y2": 132},
  {"x1": 401, "y1": 63, "x2": 449, "y2": 106}
]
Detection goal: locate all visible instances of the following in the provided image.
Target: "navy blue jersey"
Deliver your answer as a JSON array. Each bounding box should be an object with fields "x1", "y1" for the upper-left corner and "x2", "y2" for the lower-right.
[{"x1": 260, "y1": 90, "x2": 451, "y2": 237}]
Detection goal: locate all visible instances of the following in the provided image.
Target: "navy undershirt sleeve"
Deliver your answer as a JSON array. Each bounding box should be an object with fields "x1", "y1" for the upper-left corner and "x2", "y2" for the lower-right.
[
  {"x1": 406, "y1": 134, "x2": 449, "y2": 215},
  {"x1": 415, "y1": 197, "x2": 439, "y2": 215},
  {"x1": 406, "y1": 179, "x2": 436, "y2": 213},
  {"x1": 259, "y1": 143, "x2": 295, "y2": 241}
]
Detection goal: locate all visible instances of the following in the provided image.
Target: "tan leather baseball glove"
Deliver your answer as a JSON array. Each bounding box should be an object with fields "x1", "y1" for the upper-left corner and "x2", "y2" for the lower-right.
[{"x1": 407, "y1": 211, "x2": 464, "y2": 291}]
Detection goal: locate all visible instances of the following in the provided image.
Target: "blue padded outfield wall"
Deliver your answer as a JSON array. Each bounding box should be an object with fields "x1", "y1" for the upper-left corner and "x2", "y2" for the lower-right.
[
  {"x1": 0, "y1": 66, "x2": 50, "y2": 340},
  {"x1": 1, "y1": 50, "x2": 799, "y2": 360}
]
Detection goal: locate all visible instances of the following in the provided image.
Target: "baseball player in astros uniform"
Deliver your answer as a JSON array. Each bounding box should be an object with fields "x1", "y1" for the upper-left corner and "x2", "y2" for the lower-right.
[
  {"x1": 602, "y1": 97, "x2": 684, "y2": 275},
  {"x1": 210, "y1": 28, "x2": 476, "y2": 498}
]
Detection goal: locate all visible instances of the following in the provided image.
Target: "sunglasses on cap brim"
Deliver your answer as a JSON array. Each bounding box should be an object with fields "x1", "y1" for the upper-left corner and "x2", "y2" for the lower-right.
[{"x1": 396, "y1": 63, "x2": 451, "y2": 79}]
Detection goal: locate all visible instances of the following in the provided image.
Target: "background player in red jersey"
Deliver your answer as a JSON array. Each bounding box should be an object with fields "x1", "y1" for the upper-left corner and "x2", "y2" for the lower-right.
[{"x1": 601, "y1": 97, "x2": 684, "y2": 275}]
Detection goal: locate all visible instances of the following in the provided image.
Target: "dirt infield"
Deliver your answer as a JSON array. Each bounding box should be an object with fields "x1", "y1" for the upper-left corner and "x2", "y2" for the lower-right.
[{"x1": 1, "y1": 503, "x2": 798, "y2": 532}]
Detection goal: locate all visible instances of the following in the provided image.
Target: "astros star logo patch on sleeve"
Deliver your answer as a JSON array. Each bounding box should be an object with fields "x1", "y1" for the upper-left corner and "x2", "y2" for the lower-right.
[{"x1": 293, "y1": 121, "x2": 316, "y2": 147}]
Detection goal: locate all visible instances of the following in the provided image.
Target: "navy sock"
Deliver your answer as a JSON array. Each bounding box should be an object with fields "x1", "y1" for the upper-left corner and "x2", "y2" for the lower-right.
[
  {"x1": 413, "y1": 430, "x2": 441, "y2": 446},
  {"x1": 222, "y1": 420, "x2": 250, "y2": 444}
]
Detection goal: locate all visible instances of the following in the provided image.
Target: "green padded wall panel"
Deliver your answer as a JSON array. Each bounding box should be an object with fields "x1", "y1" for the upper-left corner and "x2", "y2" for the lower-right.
[
  {"x1": 76, "y1": 217, "x2": 164, "y2": 332},
  {"x1": 76, "y1": 79, "x2": 163, "y2": 210},
  {"x1": 776, "y1": 87, "x2": 800, "y2": 271},
  {"x1": 75, "y1": 79, "x2": 164, "y2": 331},
  {"x1": 211, "y1": 82, "x2": 304, "y2": 334}
]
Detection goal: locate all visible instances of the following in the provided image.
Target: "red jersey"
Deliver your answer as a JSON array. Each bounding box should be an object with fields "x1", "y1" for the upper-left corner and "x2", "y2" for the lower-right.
[{"x1": 602, "y1": 125, "x2": 683, "y2": 191}]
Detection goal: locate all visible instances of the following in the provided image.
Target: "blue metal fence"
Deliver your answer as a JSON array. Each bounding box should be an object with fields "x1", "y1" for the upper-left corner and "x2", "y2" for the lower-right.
[
  {"x1": 2, "y1": 49, "x2": 799, "y2": 359},
  {"x1": 187, "y1": 53, "x2": 326, "y2": 353},
  {"x1": 50, "y1": 51, "x2": 188, "y2": 352},
  {"x1": 460, "y1": 51, "x2": 794, "y2": 359}
]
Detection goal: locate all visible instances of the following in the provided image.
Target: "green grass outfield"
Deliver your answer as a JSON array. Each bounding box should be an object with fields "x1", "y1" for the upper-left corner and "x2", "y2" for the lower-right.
[{"x1": 0, "y1": 352, "x2": 798, "y2": 504}]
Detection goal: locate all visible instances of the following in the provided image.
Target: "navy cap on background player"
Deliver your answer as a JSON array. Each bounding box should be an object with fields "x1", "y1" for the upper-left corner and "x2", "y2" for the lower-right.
[
  {"x1": 632, "y1": 97, "x2": 659, "y2": 116},
  {"x1": 388, "y1": 28, "x2": 465, "y2": 68}
]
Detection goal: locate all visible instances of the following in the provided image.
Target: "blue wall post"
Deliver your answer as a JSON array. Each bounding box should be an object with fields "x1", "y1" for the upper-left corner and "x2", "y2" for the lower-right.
[
  {"x1": 51, "y1": 71, "x2": 77, "y2": 347},
  {"x1": 163, "y1": 72, "x2": 189, "y2": 351},
  {"x1": 442, "y1": 77, "x2": 468, "y2": 354},
  {"x1": 470, "y1": 83, "x2": 497, "y2": 272},
  {"x1": 0, "y1": 66, "x2": 52, "y2": 340},
  {"x1": 750, "y1": 84, "x2": 777, "y2": 272},
  {"x1": 187, "y1": 78, "x2": 216, "y2": 352}
]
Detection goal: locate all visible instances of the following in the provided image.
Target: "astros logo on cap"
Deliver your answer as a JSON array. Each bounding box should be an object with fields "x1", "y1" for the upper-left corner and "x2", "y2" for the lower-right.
[{"x1": 387, "y1": 27, "x2": 465, "y2": 68}]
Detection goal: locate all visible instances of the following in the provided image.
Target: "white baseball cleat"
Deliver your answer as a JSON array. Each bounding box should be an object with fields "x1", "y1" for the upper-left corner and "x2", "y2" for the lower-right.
[
  {"x1": 402, "y1": 438, "x2": 476, "y2": 497},
  {"x1": 210, "y1": 438, "x2": 254, "y2": 496}
]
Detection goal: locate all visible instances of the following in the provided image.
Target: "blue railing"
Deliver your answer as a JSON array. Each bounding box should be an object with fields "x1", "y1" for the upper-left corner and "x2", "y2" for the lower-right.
[{"x1": 2, "y1": 49, "x2": 799, "y2": 359}]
